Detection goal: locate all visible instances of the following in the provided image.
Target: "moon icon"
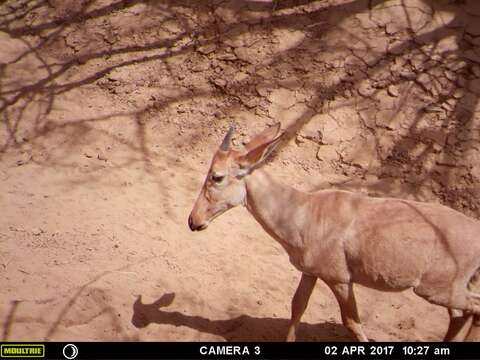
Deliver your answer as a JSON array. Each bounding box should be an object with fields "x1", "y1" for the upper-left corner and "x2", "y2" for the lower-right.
[{"x1": 62, "y1": 344, "x2": 79, "y2": 359}]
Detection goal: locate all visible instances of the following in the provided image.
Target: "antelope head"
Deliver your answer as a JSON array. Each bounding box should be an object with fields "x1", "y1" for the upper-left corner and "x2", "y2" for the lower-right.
[{"x1": 188, "y1": 123, "x2": 282, "y2": 231}]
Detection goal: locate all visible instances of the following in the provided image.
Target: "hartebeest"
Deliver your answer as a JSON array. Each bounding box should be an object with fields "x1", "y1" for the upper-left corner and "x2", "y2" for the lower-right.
[{"x1": 188, "y1": 123, "x2": 480, "y2": 341}]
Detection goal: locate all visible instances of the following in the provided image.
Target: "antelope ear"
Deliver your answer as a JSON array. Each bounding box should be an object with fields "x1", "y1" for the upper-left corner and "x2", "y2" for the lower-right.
[
  {"x1": 236, "y1": 134, "x2": 282, "y2": 172},
  {"x1": 243, "y1": 123, "x2": 281, "y2": 152}
]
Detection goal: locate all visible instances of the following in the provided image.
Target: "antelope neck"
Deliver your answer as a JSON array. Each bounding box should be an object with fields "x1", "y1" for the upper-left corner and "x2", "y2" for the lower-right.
[{"x1": 244, "y1": 169, "x2": 310, "y2": 251}]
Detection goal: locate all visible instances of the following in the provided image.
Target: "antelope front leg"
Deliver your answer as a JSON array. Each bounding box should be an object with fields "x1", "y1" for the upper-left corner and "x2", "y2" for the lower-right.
[
  {"x1": 286, "y1": 273, "x2": 317, "y2": 341},
  {"x1": 466, "y1": 315, "x2": 480, "y2": 341},
  {"x1": 331, "y1": 283, "x2": 368, "y2": 342},
  {"x1": 444, "y1": 309, "x2": 473, "y2": 341}
]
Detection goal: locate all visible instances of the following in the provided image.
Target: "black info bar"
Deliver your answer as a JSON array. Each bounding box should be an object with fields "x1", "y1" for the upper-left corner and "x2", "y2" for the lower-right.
[{"x1": 0, "y1": 342, "x2": 478, "y2": 360}]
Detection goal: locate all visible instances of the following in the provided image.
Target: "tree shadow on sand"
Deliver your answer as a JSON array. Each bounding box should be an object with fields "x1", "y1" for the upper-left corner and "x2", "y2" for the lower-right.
[
  {"x1": 131, "y1": 293, "x2": 352, "y2": 341},
  {"x1": 2, "y1": 0, "x2": 479, "y2": 219}
]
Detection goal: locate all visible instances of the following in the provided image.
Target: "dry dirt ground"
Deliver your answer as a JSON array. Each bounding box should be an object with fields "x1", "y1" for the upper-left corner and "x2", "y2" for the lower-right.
[{"x1": 1, "y1": 0, "x2": 480, "y2": 341}]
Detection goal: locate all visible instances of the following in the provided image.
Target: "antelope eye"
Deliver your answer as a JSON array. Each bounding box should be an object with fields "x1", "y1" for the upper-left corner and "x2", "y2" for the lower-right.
[{"x1": 211, "y1": 173, "x2": 225, "y2": 183}]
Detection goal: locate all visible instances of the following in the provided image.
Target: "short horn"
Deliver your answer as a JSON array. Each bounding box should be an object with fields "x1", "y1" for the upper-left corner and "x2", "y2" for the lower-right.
[{"x1": 220, "y1": 126, "x2": 235, "y2": 151}]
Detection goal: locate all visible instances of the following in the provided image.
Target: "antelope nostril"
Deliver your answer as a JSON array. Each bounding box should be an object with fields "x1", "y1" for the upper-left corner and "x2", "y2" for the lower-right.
[
  {"x1": 188, "y1": 214, "x2": 195, "y2": 231},
  {"x1": 188, "y1": 214, "x2": 208, "y2": 231}
]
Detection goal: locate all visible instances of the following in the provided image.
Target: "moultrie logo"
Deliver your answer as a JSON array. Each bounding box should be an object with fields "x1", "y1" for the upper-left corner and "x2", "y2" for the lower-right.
[{"x1": 1, "y1": 344, "x2": 45, "y2": 358}]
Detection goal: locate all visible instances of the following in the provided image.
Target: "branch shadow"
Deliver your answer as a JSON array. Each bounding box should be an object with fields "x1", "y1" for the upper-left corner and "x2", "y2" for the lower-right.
[
  {"x1": 3, "y1": 0, "x2": 479, "y2": 342},
  {"x1": 0, "y1": 260, "x2": 153, "y2": 341},
  {"x1": 1, "y1": 0, "x2": 478, "y2": 274},
  {"x1": 42, "y1": 257, "x2": 156, "y2": 340},
  {"x1": 1, "y1": 300, "x2": 22, "y2": 341}
]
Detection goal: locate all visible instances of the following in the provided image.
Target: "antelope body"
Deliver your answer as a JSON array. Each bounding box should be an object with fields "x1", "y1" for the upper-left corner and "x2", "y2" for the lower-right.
[{"x1": 188, "y1": 123, "x2": 480, "y2": 341}]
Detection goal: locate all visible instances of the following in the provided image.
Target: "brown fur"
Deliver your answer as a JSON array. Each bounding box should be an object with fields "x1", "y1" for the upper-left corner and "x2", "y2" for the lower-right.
[{"x1": 189, "y1": 124, "x2": 480, "y2": 341}]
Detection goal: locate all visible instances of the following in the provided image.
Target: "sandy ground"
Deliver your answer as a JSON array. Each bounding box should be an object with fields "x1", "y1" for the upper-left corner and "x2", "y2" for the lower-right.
[{"x1": 1, "y1": 0, "x2": 480, "y2": 341}]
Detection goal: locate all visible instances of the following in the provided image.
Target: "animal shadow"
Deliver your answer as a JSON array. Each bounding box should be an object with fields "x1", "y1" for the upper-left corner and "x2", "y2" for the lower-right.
[{"x1": 131, "y1": 293, "x2": 351, "y2": 341}]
